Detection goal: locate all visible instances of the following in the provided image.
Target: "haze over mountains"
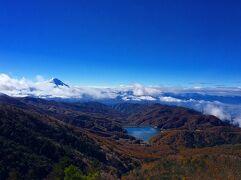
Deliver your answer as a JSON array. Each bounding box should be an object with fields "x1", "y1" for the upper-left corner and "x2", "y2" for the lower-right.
[{"x1": 1, "y1": 73, "x2": 241, "y2": 126}]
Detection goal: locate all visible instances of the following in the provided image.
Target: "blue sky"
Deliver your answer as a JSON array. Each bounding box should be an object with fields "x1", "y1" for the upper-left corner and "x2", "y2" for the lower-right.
[{"x1": 0, "y1": 0, "x2": 240, "y2": 86}]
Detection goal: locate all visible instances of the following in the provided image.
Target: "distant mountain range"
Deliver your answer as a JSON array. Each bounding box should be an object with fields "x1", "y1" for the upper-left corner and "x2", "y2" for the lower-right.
[
  {"x1": 0, "y1": 74, "x2": 241, "y2": 126},
  {"x1": 26, "y1": 78, "x2": 241, "y2": 126}
]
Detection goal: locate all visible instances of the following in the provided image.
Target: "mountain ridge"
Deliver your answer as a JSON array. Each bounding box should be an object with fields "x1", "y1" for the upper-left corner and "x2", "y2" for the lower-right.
[{"x1": 1, "y1": 94, "x2": 241, "y2": 179}]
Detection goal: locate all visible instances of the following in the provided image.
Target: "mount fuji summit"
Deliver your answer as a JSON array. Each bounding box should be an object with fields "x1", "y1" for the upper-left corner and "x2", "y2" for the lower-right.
[{"x1": 50, "y1": 78, "x2": 69, "y2": 87}]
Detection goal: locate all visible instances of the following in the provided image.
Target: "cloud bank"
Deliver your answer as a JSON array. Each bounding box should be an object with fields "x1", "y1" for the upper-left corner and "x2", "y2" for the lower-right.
[{"x1": 1, "y1": 73, "x2": 241, "y2": 126}]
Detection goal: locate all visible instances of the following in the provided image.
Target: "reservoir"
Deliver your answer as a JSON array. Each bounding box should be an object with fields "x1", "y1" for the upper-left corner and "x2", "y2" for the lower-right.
[{"x1": 125, "y1": 127, "x2": 159, "y2": 142}]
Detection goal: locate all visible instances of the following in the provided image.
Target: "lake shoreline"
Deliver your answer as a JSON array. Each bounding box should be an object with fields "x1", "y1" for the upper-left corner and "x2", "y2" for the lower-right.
[{"x1": 124, "y1": 127, "x2": 160, "y2": 142}]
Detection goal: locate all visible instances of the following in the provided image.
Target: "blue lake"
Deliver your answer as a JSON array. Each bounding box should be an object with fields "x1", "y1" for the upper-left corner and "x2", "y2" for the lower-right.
[{"x1": 125, "y1": 127, "x2": 159, "y2": 142}]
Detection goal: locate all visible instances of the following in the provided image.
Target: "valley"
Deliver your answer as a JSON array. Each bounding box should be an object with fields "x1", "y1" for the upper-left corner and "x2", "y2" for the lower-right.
[{"x1": 0, "y1": 94, "x2": 241, "y2": 179}]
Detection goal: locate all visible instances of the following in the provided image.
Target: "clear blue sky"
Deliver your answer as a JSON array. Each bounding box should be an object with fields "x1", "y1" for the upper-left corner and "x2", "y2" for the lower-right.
[{"x1": 0, "y1": 0, "x2": 240, "y2": 86}]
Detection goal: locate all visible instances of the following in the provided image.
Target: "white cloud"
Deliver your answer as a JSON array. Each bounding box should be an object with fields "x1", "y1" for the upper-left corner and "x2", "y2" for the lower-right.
[
  {"x1": 0, "y1": 74, "x2": 123, "y2": 99},
  {"x1": 159, "y1": 96, "x2": 183, "y2": 103},
  {"x1": 203, "y1": 104, "x2": 231, "y2": 121},
  {"x1": 1, "y1": 73, "x2": 241, "y2": 126},
  {"x1": 0, "y1": 74, "x2": 32, "y2": 97},
  {"x1": 1, "y1": 73, "x2": 241, "y2": 99},
  {"x1": 132, "y1": 83, "x2": 161, "y2": 96}
]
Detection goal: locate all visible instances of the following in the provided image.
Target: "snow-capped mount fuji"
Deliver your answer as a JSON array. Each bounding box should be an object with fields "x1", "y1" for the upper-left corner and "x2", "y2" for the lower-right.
[{"x1": 50, "y1": 78, "x2": 69, "y2": 87}]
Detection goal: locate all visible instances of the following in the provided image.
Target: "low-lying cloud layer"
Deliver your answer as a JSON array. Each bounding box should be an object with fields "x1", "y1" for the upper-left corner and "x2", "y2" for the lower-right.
[{"x1": 1, "y1": 73, "x2": 241, "y2": 126}]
